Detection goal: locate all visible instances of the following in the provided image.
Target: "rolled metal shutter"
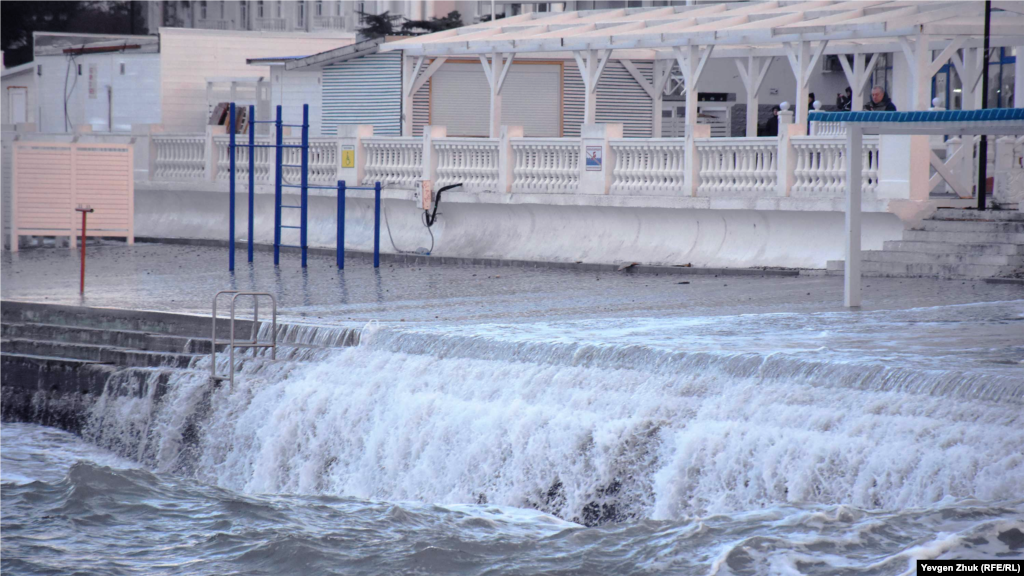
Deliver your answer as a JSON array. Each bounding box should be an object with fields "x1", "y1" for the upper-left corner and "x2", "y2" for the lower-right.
[
  {"x1": 431, "y1": 61, "x2": 560, "y2": 137},
  {"x1": 321, "y1": 51, "x2": 402, "y2": 136},
  {"x1": 564, "y1": 61, "x2": 654, "y2": 138}
]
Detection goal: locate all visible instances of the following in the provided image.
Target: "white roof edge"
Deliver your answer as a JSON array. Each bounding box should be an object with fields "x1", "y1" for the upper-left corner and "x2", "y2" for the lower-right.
[{"x1": 2, "y1": 61, "x2": 36, "y2": 77}]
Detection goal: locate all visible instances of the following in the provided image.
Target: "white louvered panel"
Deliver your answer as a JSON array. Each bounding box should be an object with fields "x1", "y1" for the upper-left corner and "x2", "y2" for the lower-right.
[
  {"x1": 1, "y1": 135, "x2": 13, "y2": 246},
  {"x1": 430, "y1": 62, "x2": 560, "y2": 137},
  {"x1": 322, "y1": 51, "x2": 403, "y2": 136},
  {"x1": 412, "y1": 63, "x2": 432, "y2": 137},
  {"x1": 564, "y1": 61, "x2": 654, "y2": 138}
]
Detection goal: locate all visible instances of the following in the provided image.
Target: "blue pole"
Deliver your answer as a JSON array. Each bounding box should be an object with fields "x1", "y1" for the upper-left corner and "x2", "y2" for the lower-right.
[
  {"x1": 247, "y1": 105, "x2": 255, "y2": 263},
  {"x1": 273, "y1": 105, "x2": 282, "y2": 266},
  {"x1": 373, "y1": 181, "x2": 381, "y2": 268},
  {"x1": 337, "y1": 180, "x2": 345, "y2": 269},
  {"x1": 228, "y1": 103, "x2": 236, "y2": 272},
  {"x1": 300, "y1": 104, "x2": 309, "y2": 268}
]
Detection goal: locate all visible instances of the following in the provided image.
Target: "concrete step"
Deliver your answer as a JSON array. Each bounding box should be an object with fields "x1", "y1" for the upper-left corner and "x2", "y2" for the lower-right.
[
  {"x1": 1, "y1": 352, "x2": 120, "y2": 432},
  {"x1": 0, "y1": 301, "x2": 253, "y2": 340},
  {"x1": 0, "y1": 338, "x2": 200, "y2": 368},
  {"x1": 918, "y1": 220, "x2": 1024, "y2": 234},
  {"x1": 902, "y1": 229, "x2": 1024, "y2": 244},
  {"x1": 881, "y1": 240, "x2": 1023, "y2": 256},
  {"x1": 0, "y1": 323, "x2": 214, "y2": 354},
  {"x1": 862, "y1": 251, "x2": 1024, "y2": 267},
  {"x1": 932, "y1": 208, "x2": 1024, "y2": 222},
  {"x1": 824, "y1": 260, "x2": 1020, "y2": 279}
]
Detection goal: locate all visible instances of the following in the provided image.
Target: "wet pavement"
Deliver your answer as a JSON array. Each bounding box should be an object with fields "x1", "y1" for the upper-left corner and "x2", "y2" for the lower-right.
[{"x1": 2, "y1": 241, "x2": 1021, "y2": 326}]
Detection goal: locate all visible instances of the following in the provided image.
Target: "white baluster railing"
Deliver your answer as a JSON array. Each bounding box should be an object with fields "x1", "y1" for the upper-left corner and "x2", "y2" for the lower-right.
[
  {"x1": 695, "y1": 138, "x2": 777, "y2": 195},
  {"x1": 810, "y1": 121, "x2": 845, "y2": 137},
  {"x1": 280, "y1": 138, "x2": 338, "y2": 186},
  {"x1": 363, "y1": 137, "x2": 422, "y2": 188},
  {"x1": 511, "y1": 138, "x2": 580, "y2": 193},
  {"x1": 791, "y1": 136, "x2": 880, "y2": 197},
  {"x1": 153, "y1": 134, "x2": 206, "y2": 180},
  {"x1": 609, "y1": 139, "x2": 686, "y2": 194},
  {"x1": 862, "y1": 135, "x2": 880, "y2": 195},
  {"x1": 434, "y1": 138, "x2": 500, "y2": 191},
  {"x1": 217, "y1": 136, "x2": 274, "y2": 184}
]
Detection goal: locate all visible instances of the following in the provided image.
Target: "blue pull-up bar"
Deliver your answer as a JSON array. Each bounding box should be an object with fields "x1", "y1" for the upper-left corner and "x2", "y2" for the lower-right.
[{"x1": 228, "y1": 102, "x2": 380, "y2": 272}]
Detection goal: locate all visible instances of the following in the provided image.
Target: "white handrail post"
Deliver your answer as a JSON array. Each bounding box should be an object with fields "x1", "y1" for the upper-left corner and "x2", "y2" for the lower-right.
[
  {"x1": 498, "y1": 125, "x2": 523, "y2": 193},
  {"x1": 878, "y1": 134, "x2": 930, "y2": 200},
  {"x1": 205, "y1": 124, "x2": 223, "y2": 181},
  {"x1": 337, "y1": 124, "x2": 373, "y2": 187},
  {"x1": 422, "y1": 125, "x2": 447, "y2": 186},
  {"x1": 686, "y1": 124, "x2": 710, "y2": 196},
  {"x1": 845, "y1": 124, "x2": 863, "y2": 309},
  {"x1": 777, "y1": 109, "x2": 795, "y2": 196},
  {"x1": 579, "y1": 123, "x2": 621, "y2": 195}
]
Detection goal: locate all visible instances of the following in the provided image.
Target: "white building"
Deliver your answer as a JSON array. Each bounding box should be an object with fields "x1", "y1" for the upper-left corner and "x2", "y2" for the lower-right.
[
  {"x1": 30, "y1": 29, "x2": 354, "y2": 133},
  {"x1": 1, "y1": 60, "x2": 37, "y2": 126}
]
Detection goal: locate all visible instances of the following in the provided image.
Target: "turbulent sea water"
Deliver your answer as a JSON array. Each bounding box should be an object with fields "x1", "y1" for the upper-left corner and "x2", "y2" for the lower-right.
[{"x1": 3, "y1": 300, "x2": 1024, "y2": 574}]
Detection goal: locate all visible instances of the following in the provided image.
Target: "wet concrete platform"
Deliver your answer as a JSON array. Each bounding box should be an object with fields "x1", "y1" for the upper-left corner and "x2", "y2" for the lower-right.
[{"x1": 2, "y1": 241, "x2": 1021, "y2": 326}]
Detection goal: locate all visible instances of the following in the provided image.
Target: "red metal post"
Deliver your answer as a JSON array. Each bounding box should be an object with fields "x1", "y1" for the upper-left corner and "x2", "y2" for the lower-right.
[{"x1": 75, "y1": 206, "x2": 94, "y2": 294}]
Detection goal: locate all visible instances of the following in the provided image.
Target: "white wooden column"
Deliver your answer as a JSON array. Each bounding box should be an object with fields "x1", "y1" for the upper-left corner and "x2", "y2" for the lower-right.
[
  {"x1": 1016, "y1": 46, "x2": 1024, "y2": 108},
  {"x1": 573, "y1": 49, "x2": 611, "y2": 125},
  {"x1": 735, "y1": 55, "x2": 773, "y2": 137},
  {"x1": 899, "y1": 34, "x2": 965, "y2": 111},
  {"x1": 845, "y1": 124, "x2": 863, "y2": 308},
  {"x1": 480, "y1": 51, "x2": 514, "y2": 138},
  {"x1": 401, "y1": 55, "x2": 447, "y2": 136},
  {"x1": 675, "y1": 45, "x2": 713, "y2": 196},
  {"x1": 784, "y1": 40, "x2": 827, "y2": 127},
  {"x1": 837, "y1": 53, "x2": 880, "y2": 112},
  {"x1": 621, "y1": 58, "x2": 673, "y2": 137},
  {"x1": 951, "y1": 47, "x2": 985, "y2": 110}
]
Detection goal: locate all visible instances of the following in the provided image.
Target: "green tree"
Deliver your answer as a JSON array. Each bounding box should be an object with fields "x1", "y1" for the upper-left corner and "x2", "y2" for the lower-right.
[
  {"x1": 1, "y1": 1, "x2": 146, "y2": 67},
  {"x1": 402, "y1": 11, "x2": 463, "y2": 35},
  {"x1": 356, "y1": 10, "x2": 403, "y2": 39}
]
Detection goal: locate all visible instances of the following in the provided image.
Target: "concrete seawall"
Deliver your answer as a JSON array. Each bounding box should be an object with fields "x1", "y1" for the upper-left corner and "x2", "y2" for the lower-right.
[
  {"x1": 1, "y1": 302, "x2": 248, "y2": 434},
  {"x1": 136, "y1": 188, "x2": 907, "y2": 270}
]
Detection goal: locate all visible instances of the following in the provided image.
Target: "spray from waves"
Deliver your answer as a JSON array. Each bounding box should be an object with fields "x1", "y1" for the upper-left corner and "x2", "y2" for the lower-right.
[{"x1": 82, "y1": 322, "x2": 1024, "y2": 526}]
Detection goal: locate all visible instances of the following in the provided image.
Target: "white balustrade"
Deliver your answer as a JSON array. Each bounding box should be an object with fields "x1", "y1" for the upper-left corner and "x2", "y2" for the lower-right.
[
  {"x1": 281, "y1": 138, "x2": 338, "y2": 186},
  {"x1": 810, "y1": 121, "x2": 845, "y2": 137},
  {"x1": 434, "y1": 138, "x2": 500, "y2": 191},
  {"x1": 363, "y1": 137, "x2": 422, "y2": 188},
  {"x1": 609, "y1": 139, "x2": 686, "y2": 195},
  {"x1": 862, "y1": 136, "x2": 880, "y2": 194},
  {"x1": 312, "y1": 15, "x2": 346, "y2": 30},
  {"x1": 695, "y1": 138, "x2": 777, "y2": 195},
  {"x1": 511, "y1": 138, "x2": 580, "y2": 193},
  {"x1": 791, "y1": 136, "x2": 879, "y2": 197},
  {"x1": 210, "y1": 136, "x2": 337, "y2": 186},
  {"x1": 254, "y1": 18, "x2": 286, "y2": 30},
  {"x1": 152, "y1": 134, "x2": 206, "y2": 180}
]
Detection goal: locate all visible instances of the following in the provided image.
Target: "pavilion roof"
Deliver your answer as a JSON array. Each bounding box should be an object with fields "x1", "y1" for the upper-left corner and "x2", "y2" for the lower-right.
[{"x1": 380, "y1": 1, "x2": 1024, "y2": 59}]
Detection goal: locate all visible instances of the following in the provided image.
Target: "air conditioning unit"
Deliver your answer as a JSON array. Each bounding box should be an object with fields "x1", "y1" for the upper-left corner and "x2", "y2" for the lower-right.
[{"x1": 821, "y1": 55, "x2": 842, "y2": 74}]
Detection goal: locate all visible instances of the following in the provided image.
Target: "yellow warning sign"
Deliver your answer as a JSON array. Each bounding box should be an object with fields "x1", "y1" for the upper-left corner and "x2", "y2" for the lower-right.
[{"x1": 341, "y1": 146, "x2": 355, "y2": 168}]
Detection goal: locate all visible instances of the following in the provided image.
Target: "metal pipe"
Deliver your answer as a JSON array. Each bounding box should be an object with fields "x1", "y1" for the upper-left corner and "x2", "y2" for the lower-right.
[
  {"x1": 229, "y1": 103, "x2": 236, "y2": 271},
  {"x1": 301, "y1": 104, "x2": 309, "y2": 267},
  {"x1": 274, "y1": 105, "x2": 282, "y2": 265},
  {"x1": 337, "y1": 180, "x2": 345, "y2": 269},
  {"x1": 76, "y1": 206, "x2": 93, "y2": 293},
  {"x1": 374, "y1": 181, "x2": 381, "y2": 268},
  {"x1": 977, "y1": 0, "x2": 992, "y2": 211},
  {"x1": 248, "y1": 105, "x2": 255, "y2": 262}
]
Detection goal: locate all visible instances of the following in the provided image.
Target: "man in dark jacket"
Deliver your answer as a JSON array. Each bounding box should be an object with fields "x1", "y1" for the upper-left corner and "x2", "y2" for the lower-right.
[{"x1": 865, "y1": 86, "x2": 897, "y2": 111}]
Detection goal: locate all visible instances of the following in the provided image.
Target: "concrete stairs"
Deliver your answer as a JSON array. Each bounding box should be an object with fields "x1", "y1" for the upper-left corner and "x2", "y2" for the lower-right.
[{"x1": 826, "y1": 209, "x2": 1024, "y2": 279}]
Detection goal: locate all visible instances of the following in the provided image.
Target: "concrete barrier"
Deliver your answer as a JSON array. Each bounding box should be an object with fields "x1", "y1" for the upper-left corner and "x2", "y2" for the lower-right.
[{"x1": 136, "y1": 188, "x2": 905, "y2": 269}]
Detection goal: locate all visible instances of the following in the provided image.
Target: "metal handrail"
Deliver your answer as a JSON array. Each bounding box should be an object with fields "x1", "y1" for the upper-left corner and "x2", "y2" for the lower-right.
[{"x1": 211, "y1": 290, "x2": 277, "y2": 387}]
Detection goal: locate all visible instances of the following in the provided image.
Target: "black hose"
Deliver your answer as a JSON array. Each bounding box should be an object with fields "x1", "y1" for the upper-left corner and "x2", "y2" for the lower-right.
[{"x1": 424, "y1": 183, "x2": 462, "y2": 227}]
